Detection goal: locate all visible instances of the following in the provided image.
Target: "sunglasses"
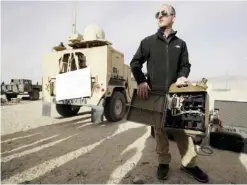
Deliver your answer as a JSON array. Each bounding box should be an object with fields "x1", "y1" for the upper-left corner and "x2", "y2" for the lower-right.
[{"x1": 155, "y1": 10, "x2": 174, "y2": 19}]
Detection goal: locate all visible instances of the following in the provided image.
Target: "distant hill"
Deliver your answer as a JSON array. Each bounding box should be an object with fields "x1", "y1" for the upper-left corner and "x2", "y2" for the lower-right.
[
  {"x1": 207, "y1": 75, "x2": 247, "y2": 81},
  {"x1": 198, "y1": 75, "x2": 247, "y2": 91}
]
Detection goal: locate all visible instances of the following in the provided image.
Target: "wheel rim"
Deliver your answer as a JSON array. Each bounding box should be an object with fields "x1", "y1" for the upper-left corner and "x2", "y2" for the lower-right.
[{"x1": 115, "y1": 100, "x2": 123, "y2": 115}]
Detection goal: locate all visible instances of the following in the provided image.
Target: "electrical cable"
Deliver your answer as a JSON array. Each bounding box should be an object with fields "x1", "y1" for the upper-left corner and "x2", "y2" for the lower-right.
[
  {"x1": 195, "y1": 144, "x2": 213, "y2": 156},
  {"x1": 193, "y1": 126, "x2": 214, "y2": 156}
]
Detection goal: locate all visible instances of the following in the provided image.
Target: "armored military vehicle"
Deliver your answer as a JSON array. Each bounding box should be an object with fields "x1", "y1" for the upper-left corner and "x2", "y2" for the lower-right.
[
  {"x1": 1, "y1": 79, "x2": 41, "y2": 101},
  {"x1": 42, "y1": 24, "x2": 137, "y2": 123}
]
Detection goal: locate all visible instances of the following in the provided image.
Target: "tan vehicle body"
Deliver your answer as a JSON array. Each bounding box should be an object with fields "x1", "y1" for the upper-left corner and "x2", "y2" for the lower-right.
[{"x1": 42, "y1": 25, "x2": 137, "y2": 123}]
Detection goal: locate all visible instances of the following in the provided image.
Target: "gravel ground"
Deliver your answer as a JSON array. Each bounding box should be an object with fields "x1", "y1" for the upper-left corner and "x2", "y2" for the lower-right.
[{"x1": 1, "y1": 98, "x2": 247, "y2": 184}]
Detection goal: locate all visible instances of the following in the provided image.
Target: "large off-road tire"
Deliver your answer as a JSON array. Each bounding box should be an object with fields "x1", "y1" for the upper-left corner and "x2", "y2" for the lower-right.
[
  {"x1": 56, "y1": 104, "x2": 81, "y2": 117},
  {"x1": 104, "y1": 91, "x2": 126, "y2": 122},
  {"x1": 29, "y1": 89, "x2": 40, "y2": 100},
  {"x1": 6, "y1": 94, "x2": 17, "y2": 101}
]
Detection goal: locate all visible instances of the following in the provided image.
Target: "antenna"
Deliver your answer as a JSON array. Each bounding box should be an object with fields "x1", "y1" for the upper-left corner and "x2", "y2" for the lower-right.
[
  {"x1": 225, "y1": 72, "x2": 228, "y2": 90},
  {"x1": 72, "y1": 0, "x2": 78, "y2": 34},
  {"x1": 68, "y1": 0, "x2": 83, "y2": 43}
]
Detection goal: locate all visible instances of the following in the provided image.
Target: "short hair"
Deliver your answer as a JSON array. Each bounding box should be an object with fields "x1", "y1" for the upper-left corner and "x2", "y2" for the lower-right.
[
  {"x1": 171, "y1": 5, "x2": 176, "y2": 16},
  {"x1": 162, "y1": 4, "x2": 176, "y2": 16}
]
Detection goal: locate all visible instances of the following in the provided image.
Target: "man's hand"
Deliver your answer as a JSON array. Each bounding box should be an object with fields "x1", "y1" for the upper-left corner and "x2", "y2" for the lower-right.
[
  {"x1": 175, "y1": 76, "x2": 188, "y2": 87},
  {"x1": 137, "y1": 82, "x2": 151, "y2": 99}
]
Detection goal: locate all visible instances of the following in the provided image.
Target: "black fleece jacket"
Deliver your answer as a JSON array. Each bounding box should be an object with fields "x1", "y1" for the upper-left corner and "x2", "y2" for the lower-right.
[{"x1": 130, "y1": 29, "x2": 191, "y2": 92}]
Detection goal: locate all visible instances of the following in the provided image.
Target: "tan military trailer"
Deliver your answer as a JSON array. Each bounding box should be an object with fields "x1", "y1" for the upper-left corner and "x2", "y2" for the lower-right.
[{"x1": 42, "y1": 25, "x2": 137, "y2": 123}]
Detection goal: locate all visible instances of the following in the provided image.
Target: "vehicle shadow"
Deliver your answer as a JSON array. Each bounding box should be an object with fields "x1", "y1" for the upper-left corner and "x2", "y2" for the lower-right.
[
  {"x1": 1, "y1": 113, "x2": 123, "y2": 183},
  {"x1": 0, "y1": 98, "x2": 37, "y2": 106},
  {"x1": 119, "y1": 128, "x2": 247, "y2": 184},
  {"x1": 1, "y1": 114, "x2": 246, "y2": 184},
  {"x1": 53, "y1": 111, "x2": 92, "y2": 120},
  {"x1": 3, "y1": 124, "x2": 148, "y2": 184},
  {"x1": 1, "y1": 111, "x2": 91, "y2": 151}
]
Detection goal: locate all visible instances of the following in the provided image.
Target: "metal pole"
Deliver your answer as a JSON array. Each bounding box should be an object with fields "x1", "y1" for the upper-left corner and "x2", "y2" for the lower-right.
[
  {"x1": 225, "y1": 72, "x2": 228, "y2": 90},
  {"x1": 72, "y1": 0, "x2": 78, "y2": 34}
]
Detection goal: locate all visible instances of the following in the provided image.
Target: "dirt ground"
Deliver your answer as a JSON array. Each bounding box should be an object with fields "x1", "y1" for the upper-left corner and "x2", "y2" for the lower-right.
[{"x1": 1, "y1": 98, "x2": 247, "y2": 184}]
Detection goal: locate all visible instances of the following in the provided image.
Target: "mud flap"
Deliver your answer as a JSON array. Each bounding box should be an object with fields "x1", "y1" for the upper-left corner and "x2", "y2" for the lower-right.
[
  {"x1": 91, "y1": 106, "x2": 104, "y2": 124},
  {"x1": 42, "y1": 102, "x2": 51, "y2": 117}
]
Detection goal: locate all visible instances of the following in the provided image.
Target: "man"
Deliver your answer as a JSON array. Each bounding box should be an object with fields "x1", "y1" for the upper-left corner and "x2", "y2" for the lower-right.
[{"x1": 130, "y1": 4, "x2": 209, "y2": 183}]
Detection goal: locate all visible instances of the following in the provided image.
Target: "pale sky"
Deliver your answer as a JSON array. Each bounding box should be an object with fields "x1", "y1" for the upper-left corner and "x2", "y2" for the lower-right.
[{"x1": 2, "y1": 1, "x2": 247, "y2": 84}]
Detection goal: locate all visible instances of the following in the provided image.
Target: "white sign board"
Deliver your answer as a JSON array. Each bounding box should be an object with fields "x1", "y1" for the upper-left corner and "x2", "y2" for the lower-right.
[{"x1": 55, "y1": 67, "x2": 91, "y2": 101}]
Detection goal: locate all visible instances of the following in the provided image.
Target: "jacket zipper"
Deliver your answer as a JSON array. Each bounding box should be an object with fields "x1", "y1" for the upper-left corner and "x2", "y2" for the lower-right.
[{"x1": 166, "y1": 44, "x2": 169, "y2": 92}]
